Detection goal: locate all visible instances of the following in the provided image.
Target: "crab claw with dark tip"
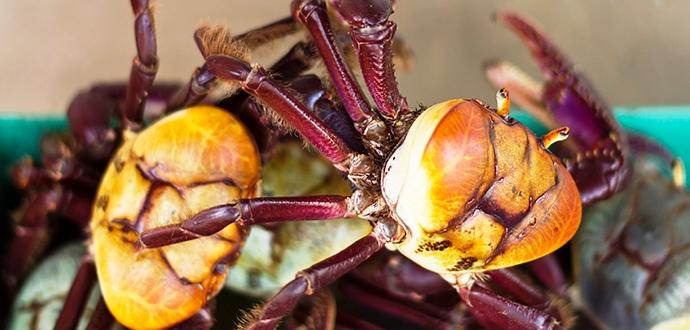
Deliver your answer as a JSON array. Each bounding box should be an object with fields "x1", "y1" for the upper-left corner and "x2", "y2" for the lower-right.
[{"x1": 487, "y1": 12, "x2": 631, "y2": 205}]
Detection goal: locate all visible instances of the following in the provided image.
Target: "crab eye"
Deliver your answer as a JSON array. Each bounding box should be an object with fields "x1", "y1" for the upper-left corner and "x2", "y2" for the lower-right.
[{"x1": 382, "y1": 99, "x2": 581, "y2": 274}]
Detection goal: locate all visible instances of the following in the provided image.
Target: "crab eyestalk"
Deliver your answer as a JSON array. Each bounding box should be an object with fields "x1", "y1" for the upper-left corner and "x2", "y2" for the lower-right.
[{"x1": 485, "y1": 12, "x2": 631, "y2": 205}]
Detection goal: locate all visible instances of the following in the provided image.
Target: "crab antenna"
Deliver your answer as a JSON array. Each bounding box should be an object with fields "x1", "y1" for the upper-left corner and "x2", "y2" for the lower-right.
[
  {"x1": 496, "y1": 88, "x2": 510, "y2": 118},
  {"x1": 672, "y1": 158, "x2": 686, "y2": 188},
  {"x1": 540, "y1": 126, "x2": 570, "y2": 149}
]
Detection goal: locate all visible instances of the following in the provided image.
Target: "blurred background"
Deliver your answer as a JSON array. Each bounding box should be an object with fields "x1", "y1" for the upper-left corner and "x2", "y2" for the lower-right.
[{"x1": 2, "y1": 0, "x2": 690, "y2": 114}]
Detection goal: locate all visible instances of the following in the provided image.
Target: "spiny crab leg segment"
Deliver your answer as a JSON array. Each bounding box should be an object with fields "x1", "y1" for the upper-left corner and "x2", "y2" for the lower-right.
[
  {"x1": 488, "y1": 12, "x2": 630, "y2": 204},
  {"x1": 123, "y1": 0, "x2": 158, "y2": 128},
  {"x1": 292, "y1": 0, "x2": 376, "y2": 127},
  {"x1": 140, "y1": 195, "x2": 353, "y2": 248},
  {"x1": 330, "y1": 0, "x2": 411, "y2": 121},
  {"x1": 246, "y1": 224, "x2": 388, "y2": 330},
  {"x1": 206, "y1": 55, "x2": 356, "y2": 167}
]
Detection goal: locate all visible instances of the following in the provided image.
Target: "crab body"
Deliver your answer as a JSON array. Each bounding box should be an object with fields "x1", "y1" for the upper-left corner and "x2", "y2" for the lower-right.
[
  {"x1": 383, "y1": 99, "x2": 581, "y2": 274},
  {"x1": 90, "y1": 106, "x2": 260, "y2": 329},
  {"x1": 574, "y1": 160, "x2": 690, "y2": 329}
]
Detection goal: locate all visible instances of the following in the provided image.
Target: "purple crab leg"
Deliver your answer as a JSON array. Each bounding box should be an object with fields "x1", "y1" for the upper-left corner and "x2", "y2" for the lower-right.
[
  {"x1": 166, "y1": 18, "x2": 305, "y2": 111},
  {"x1": 486, "y1": 269, "x2": 550, "y2": 307},
  {"x1": 489, "y1": 12, "x2": 630, "y2": 204},
  {"x1": 55, "y1": 256, "x2": 97, "y2": 330},
  {"x1": 122, "y1": 0, "x2": 158, "y2": 128},
  {"x1": 336, "y1": 310, "x2": 384, "y2": 330},
  {"x1": 84, "y1": 296, "x2": 115, "y2": 330},
  {"x1": 526, "y1": 254, "x2": 568, "y2": 296},
  {"x1": 206, "y1": 54, "x2": 356, "y2": 167},
  {"x1": 292, "y1": 0, "x2": 376, "y2": 127},
  {"x1": 2, "y1": 188, "x2": 93, "y2": 296},
  {"x1": 66, "y1": 90, "x2": 118, "y2": 163},
  {"x1": 330, "y1": 0, "x2": 410, "y2": 122},
  {"x1": 245, "y1": 224, "x2": 388, "y2": 330},
  {"x1": 172, "y1": 304, "x2": 215, "y2": 330},
  {"x1": 351, "y1": 251, "x2": 452, "y2": 301},
  {"x1": 338, "y1": 279, "x2": 455, "y2": 328},
  {"x1": 455, "y1": 284, "x2": 563, "y2": 330},
  {"x1": 140, "y1": 195, "x2": 353, "y2": 247}
]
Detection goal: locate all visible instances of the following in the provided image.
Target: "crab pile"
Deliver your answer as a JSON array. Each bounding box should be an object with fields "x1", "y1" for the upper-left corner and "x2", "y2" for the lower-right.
[{"x1": 2, "y1": 1, "x2": 689, "y2": 329}]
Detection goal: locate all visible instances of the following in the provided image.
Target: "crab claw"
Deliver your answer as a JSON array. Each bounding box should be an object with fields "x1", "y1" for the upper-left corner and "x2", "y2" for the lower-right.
[{"x1": 485, "y1": 12, "x2": 630, "y2": 205}]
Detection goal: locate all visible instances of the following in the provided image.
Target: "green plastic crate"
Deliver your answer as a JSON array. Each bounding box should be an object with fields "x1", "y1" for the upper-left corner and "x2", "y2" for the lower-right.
[{"x1": 2, "y1": 107, "x2": 688, "y2": 184}]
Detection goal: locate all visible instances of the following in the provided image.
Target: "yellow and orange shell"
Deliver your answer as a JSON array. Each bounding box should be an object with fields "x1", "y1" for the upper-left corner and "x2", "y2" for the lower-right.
[
  {"x1": 89, "y1": 106, "x2": 260, "y2": 329},
  {"x1": 382, "y1": 99, "x2": 581, "y2": 275}
]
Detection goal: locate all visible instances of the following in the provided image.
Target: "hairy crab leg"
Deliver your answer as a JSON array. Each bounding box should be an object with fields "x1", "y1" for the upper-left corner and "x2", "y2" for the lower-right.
[
  {"x1": 285, "y1": 289, "x2": 337, "y2": 329},
  {"x1": 486, "y1": 12, "x2": 630, "y2": 204},
  {"x1": 291, "y1": 0, "x2": 376, "y2": 128},
  {"x1": 206, "y1": 54, "x2": 357, "y2": 168},
  {"x1": 55, "y1": 256, "x2": 97, "y2": 330},
  {"x1": 245, "y1": 224, "x2": 388, "y2": 330},
  {"x1": 166, "y1": 19, "x2": 309, "y2": 111},
  {"x1": 140, "y1": 195, "x2": 353, "y2": 247},
  {"x1": 330, "y1": 0, "x2": 411, "y2": 123},
  {"x1": 122, "y1": 0, "x2": 158, "y2": 128}
]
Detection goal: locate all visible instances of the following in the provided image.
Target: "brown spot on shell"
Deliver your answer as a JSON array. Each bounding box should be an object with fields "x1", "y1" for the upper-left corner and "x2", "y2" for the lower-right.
[
  {"x1": 415, "y1": 240, "x2": 453, "y2": 253},
  {"x1": 449, "y1": 257, "x2": 478, "y2": 271}
]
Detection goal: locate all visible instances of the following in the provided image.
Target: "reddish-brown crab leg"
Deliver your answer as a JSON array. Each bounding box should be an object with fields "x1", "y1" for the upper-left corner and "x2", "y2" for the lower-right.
[
  {"x1": 526, "y1": 254, "x2": 568, "y2": 296},
  {"x1": 67, "y1": 84, "x2": 181, "y2": 163},
  {"x1": 2, "y1": 188, "x2": 93, "y2": 296},
  {"x1": 140, "y1": 195, "x2": 353, "y2": 247},
  {"x1": 172, "y1": 305, "x2": 215, "y2": 330},
  {"x1": 122, "y1": 0, "x2": 158, "y2": 128},
  {"x1": 13, "y1": 156, "x2": 101, "y2": 190},
  {"x1": 285, "y1": 289, "x2": 337, "y2": 330},
  {"x1": 292, "y1": 0, "x2": 376, "y2": 128},
  {"x1": 350, "y1": 251, "x2": 452, "y2": 301},
  {"x1": 338, "y1": 279, "x2": 456, "y2": 328},
  {"x1": 84, "y1": 296, "x2": 115, "y2": 330},
  {"x1": 330, "y1": 0, "x2": 410, "y2": 122},
  {"x1": 487, "y1": 269, "x2": 551, "y2": 308},
  {"x1": 246, "y1": 224, "x2": 388, "y2": 330},
  {"x1": 456, "y1": 284, "x2": 562, "y2": 330},
  {"x1": 55, "y1": 256, "x2": 97, "y2": 330},
  {"x1": 336, "y1": 310, "x2": 385, "y2": 330},
  {"x1": 206, "y1": 55, "x2": 356, "y2": 167},
  {"x1": 66, "y1": 91, "x2": 118, "y2": 163},
  {"x1": 486, "y1": 12, "x2": 630, "y2": 204},
  {"x1": 166, "y1": 18, "x2": 305, "y2": 111}
]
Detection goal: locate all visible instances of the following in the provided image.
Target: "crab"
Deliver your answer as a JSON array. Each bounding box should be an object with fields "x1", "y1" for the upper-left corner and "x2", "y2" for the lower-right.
[
  {"x1": 4, "y1": 2, "x2": 639, "y2": 329},
  {"x1": 484, "y1": 11, "x2": 690, "y2": 330},
  {"x1": 138, "y1": 1, "x2": 592, "y2": 328}
]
